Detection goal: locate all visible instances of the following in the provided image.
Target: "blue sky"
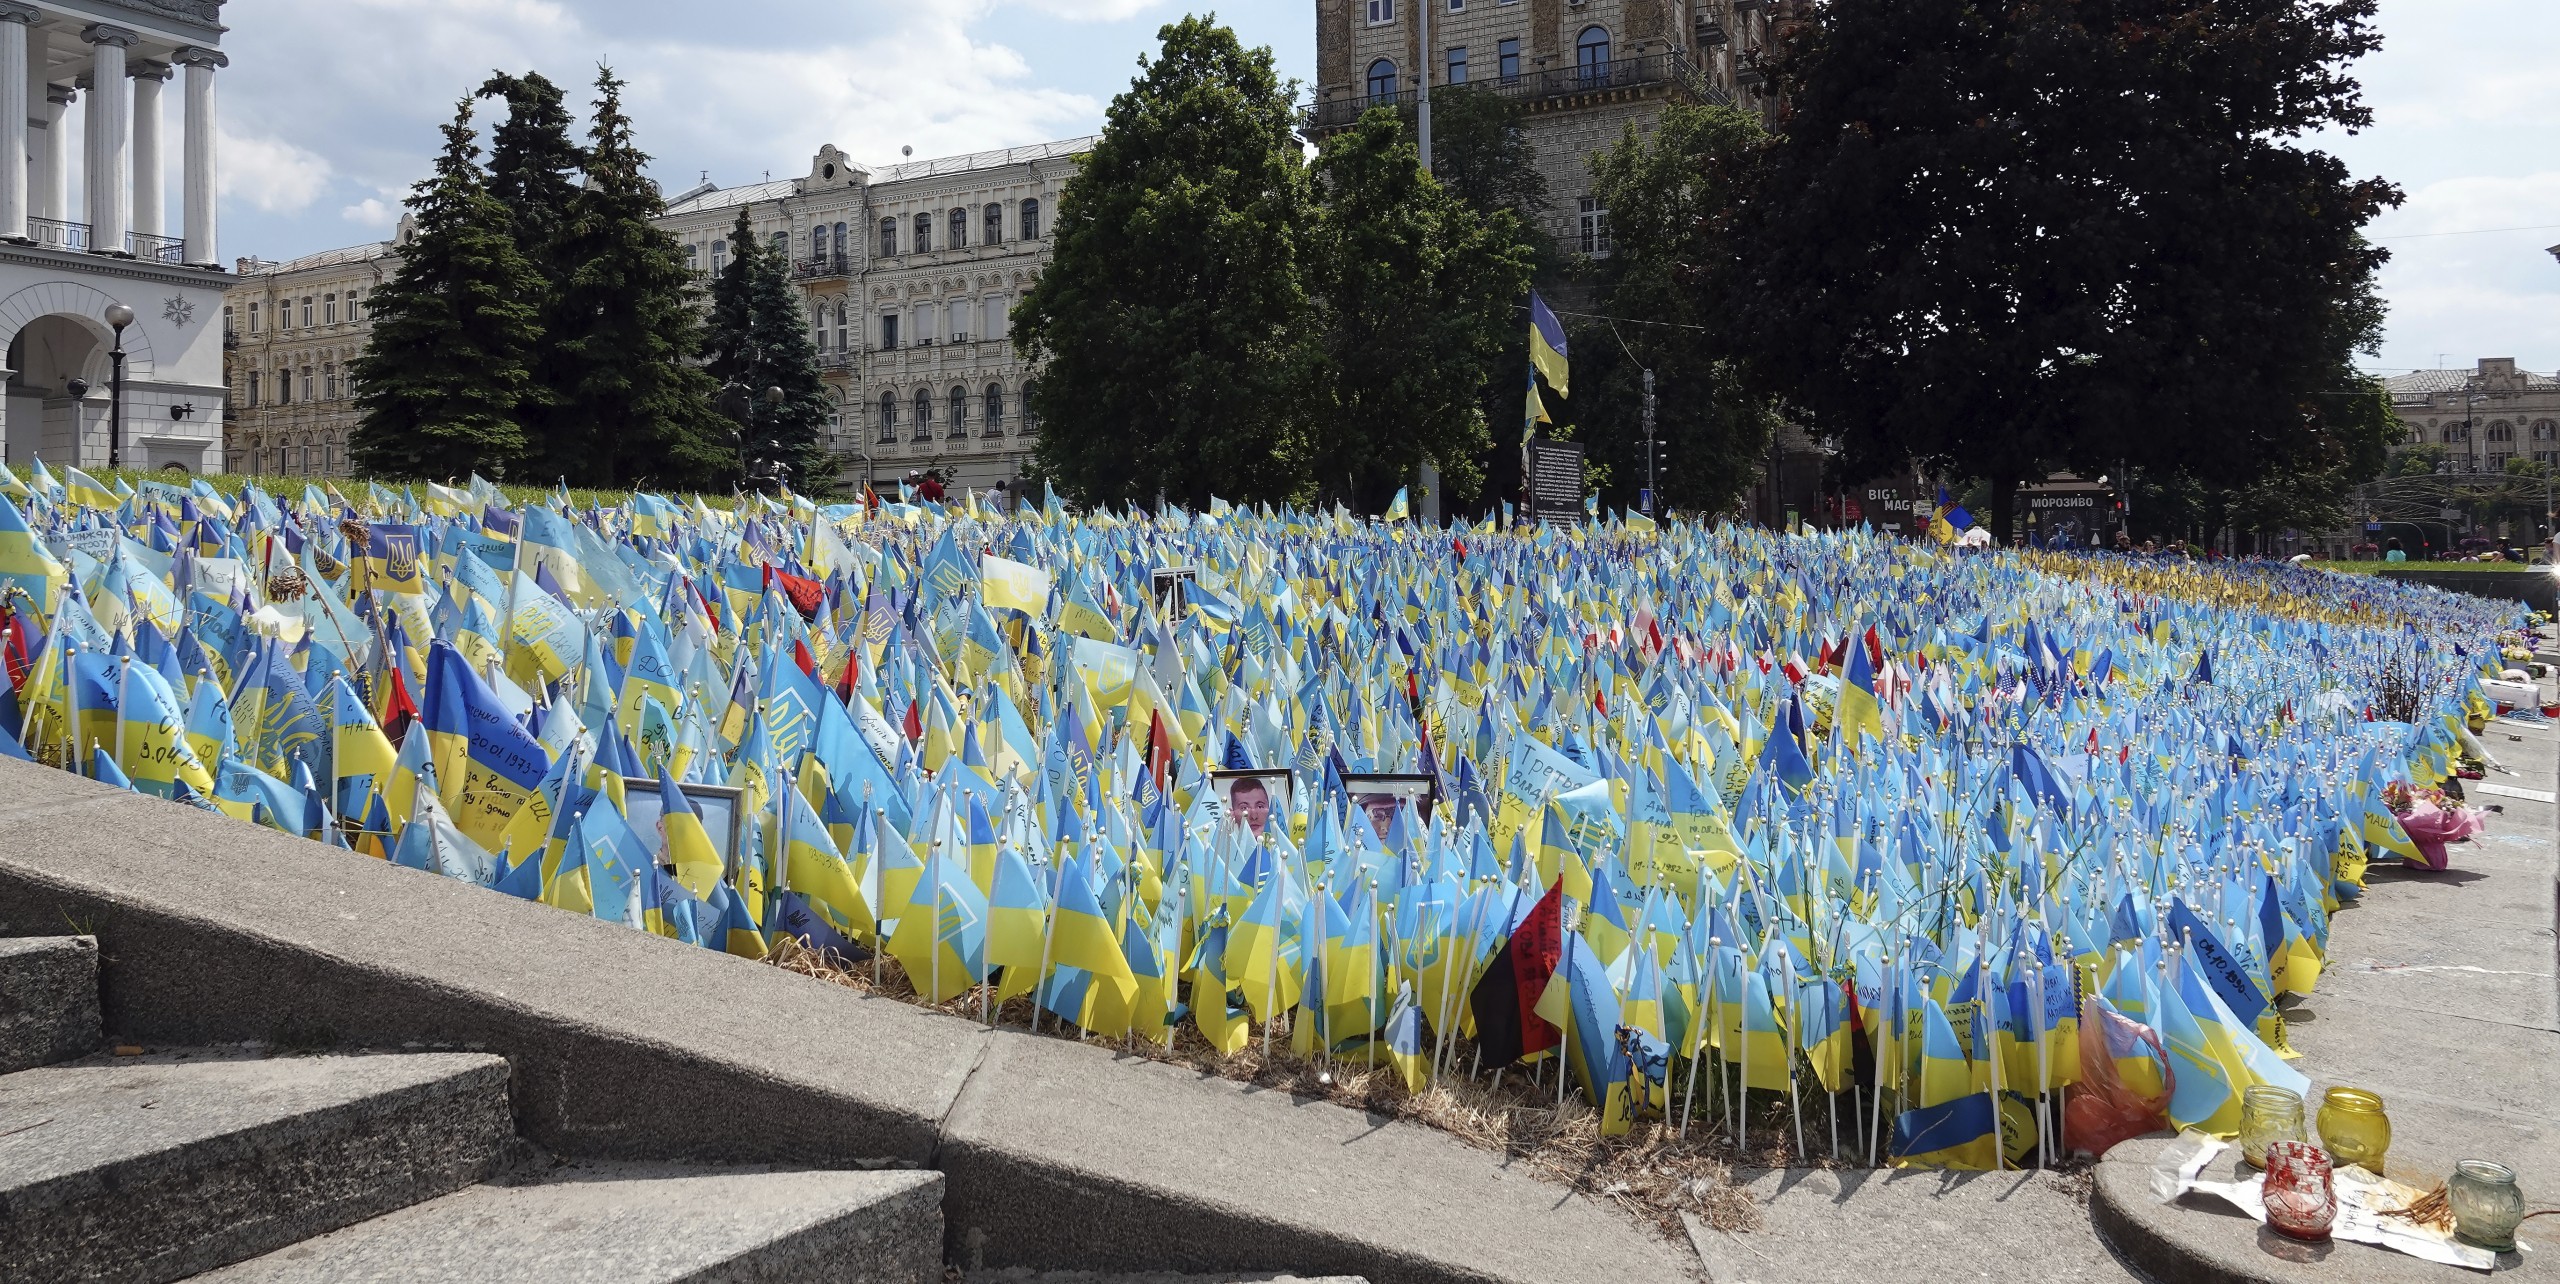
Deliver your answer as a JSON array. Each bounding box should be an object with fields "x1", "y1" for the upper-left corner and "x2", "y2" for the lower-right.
[{"x1": 217, "y1": 0, "x2": 2554, "y2": 376}]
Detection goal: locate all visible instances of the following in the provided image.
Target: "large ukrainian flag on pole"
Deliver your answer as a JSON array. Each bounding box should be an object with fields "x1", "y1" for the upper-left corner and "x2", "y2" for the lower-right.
[{"x1": 1526, "y1": 291, "x2": 1570, "y2": 442}]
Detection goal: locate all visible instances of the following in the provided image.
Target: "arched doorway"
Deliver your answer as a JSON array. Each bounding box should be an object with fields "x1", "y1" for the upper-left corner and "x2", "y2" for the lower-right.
[{"x1": 4, "y1": 314, "x2": 104, "y2": 467}]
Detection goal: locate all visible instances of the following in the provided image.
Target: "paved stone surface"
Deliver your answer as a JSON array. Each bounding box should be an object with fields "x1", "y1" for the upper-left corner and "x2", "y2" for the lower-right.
[
  {"x1": 938, "y1": 1029, "x2": 1698, "y2": 1284},
  {"x1": 2092, "y1": 712, "x2": 2560, "y2": 1281},
  {"x1": 1693, "y1": 1168, "x2": 2139, "y2": 1284},
  {"x1": 193, "y1": 1164, "x2": 945, "y2": 1284},
  {"x1": 0, "y1": 1049, "x2": 511, "y2": 1284},
  {"x1": 959, "y1": 1274, "x2": 1369, "y2": 1283},
  {"x1": 0, "y1": 934, "x2": 97, "y2": 1073},
  {"x1": 0, "y1": 762, "x2": 1701, "y2": 1284}
]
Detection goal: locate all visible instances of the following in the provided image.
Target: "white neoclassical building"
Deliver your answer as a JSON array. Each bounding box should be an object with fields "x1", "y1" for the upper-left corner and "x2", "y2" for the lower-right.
[
  {"x1": 0, "y1": 0, "x2": 228, "y2": 473},
  {"x1": 659, "y1": 137, "x2": 1087, "y2": 493}
]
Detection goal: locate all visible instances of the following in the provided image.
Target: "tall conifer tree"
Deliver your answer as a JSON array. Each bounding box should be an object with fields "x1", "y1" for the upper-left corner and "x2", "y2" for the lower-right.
[
  {"x1": 349, "y1": 98, "x2": 542, "y2": 480},
  {"x1": 703, "y1": 207, "x2": 832, "y2": 493},
  {"x1": 547, "y1": 68, "x2": 732, "y2": 489},
  {"x1": 476, "y1": 71, "x2": 582, "y2": 482}
]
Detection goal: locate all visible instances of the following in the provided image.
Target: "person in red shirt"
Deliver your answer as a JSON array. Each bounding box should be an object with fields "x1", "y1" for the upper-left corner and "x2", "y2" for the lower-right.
[{"x1": 916, "y1": 470, "x2": 947, "y2": 503}]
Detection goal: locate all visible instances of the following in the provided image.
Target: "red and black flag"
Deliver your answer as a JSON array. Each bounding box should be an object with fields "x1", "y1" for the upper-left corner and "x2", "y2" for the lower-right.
[{"x1": 1468, "y1": 876, "x2": 1567, "y2": 1068}]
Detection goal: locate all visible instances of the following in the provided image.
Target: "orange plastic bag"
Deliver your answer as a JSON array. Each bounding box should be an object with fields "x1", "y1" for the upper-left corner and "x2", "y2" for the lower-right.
[{"x1": 2063, "y1": 994, "x2": 2174, "y2": 1158}]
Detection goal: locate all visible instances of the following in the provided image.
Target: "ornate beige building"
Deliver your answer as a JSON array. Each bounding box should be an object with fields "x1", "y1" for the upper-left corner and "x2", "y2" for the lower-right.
[
  {"x1": 222, "y1": 230, "x2": 398, "y2": 476},
  {"x1": 1309, "y1": 0, "x2": 1781, "y2": 249},
  {"x1": 2385, "y1": 358, "x2": 2560, "y2": 475},
  {"x1": 226, "y1": 138, "x2": 1082, "y2": 491}
]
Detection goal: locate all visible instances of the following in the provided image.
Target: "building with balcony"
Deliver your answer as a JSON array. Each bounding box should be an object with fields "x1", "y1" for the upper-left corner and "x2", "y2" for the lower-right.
[
  {"x1": 2386, "y1": 358, "x2": 2560, "y2": 476},
  {"x1": 0, "y1": 0, "x2": 230, "y2": 472},
  {"x1": 660, "y1": 138, "x2": 1084, "y2": 494},
  {"x1": 1310, "y1": 0, "x2": 1786, "y2": 251},
  {"x1": 221, "y1": 230, "x2": 401, "y2": 478}
]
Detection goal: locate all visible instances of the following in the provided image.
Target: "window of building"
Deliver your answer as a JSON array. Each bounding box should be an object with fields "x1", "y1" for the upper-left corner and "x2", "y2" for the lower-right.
[
  {"x1": 1366, "y1": 0, "x2": 1393, "y2": 24},
  {"x1": 1447, "y1": 47, "x2": 1467, "y2": 85},
  {"x1": 915, "y1": 301, "x2": 937, "y2": 344},
  {"x1": 2537, "y1": 450, "x2": 2557, "y2": 466},
  {"x1": 984, "y1": 295, "x2": 1007, "y2": 340},
  {"x1": 914, "y1": 213, "x2": 933, "y2": 253},
  {"x1": 1020, "y1": 199, "x2": 1041, "y2": 240},
  {"x1": 323, "y1": 293, "x2": 337, "y2": 325},
  {"x1": 914, "y1": 387, "x2": 934, "y2": 436},
  {"x1": 881, "y1": 313, "x2": 900, "y2": 350},
  {"x1": 985, "y1": 203, "x2": 1002, "y2": 245},
  {"x1": 245, "y1": 371, "x2": 259, "y2": 406},
  {"x1": 813, "y1": 307, "x2": 828, "y2": 351},
  {"x1": 687, "y1": 243, "x2": 700, "y2": 272},
  {"x1": 879, "y1": 218, "x2": 898, "y2": 257},
  {"x1": 279, "y1": 369, "x2": 293, "y2": 404},
  {"x1": 813, "y1": 227, "x2": 828, "y2": 260},
  {"x1": 1577, "y1": 26, "x2": 1611, "y2": 76},
  {"x1": 878, "y1": 390, "x2": 898, "y2": 442},
  {"x1": 1022, "y1": 380, "x2": 1040, "y2": 433},
  {"x1": 984, "y1": 383, "x2": 1004, "y2": 434},
  {"x1": 712, "y1": 239, "x2": 727, "y2": 274},
  {"x1": 323, "y1": 363, "x2": 336, "y2": 399},
  {"x1": 247, "y1": 301, "x2": 260, "y2": 333},
  {"x1": 302, "y1": 297, "x2": 315, "y2": 327},
  {"x1": 834, "y1": 222, "x2": 847, "y2": 259},
  {"x1": 348, "y1": 289, "x2": 363, "y2": 321},
  {"x1": 2535, "y1": 420, "x2": 2558, "y2": 441},
  {"x1": 2446, "y1": 422, "x2": 2472, "y2": 442},
  {"x1": 1578, "y1": 195, "x2": 1612, "y2": 255},
  {"x1": 1498, "y1": 38, "x2": 1521, "y2": 81},
  {"x1": 948, "y1": 385, "x2": 968, "y2": 436},
  {"x1": 1447, "y1": 0, "x2": 1463, "y2": 10},
  {"x1": 950, "y1": 207, "x2": 968, "y2": 249},
  {"x1": 2490, "y1": 420, "x2": 2516, "y2": 443},
  {"x1": 834, "y1": 300, "x2": 848, "y2": 353},
  {"x1": 223, "y1": 304, "x2": 233, "y2": 333},
  {"x1": 770, "y1": 231, "x2": 787, "y2": 257},
  {"x1": 1368, "y1": 59, "x2": 1399, "y2": 101}
]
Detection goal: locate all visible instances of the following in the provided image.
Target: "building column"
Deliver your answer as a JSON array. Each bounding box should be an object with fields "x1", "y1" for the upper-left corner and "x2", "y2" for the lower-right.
[
  {"x1": 81, "y1": 24, "x2": 133, "y2": 253},
  {"x1": 130, "y1": 60, "x2": 165, "y2": 243},
  {"x1": 0, "y1": 6, "x2": 35, "y2": 242},
  {"x1": 36, "y1": 83, "x2": 68, "y2": 227},
  {"x1": 173, "y1": 46, "x2": 220, "y2": 266}
]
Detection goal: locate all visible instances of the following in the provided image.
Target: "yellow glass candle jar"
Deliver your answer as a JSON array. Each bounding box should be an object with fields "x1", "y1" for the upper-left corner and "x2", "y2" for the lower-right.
[{"x1": 2317, "y1": 1087, "x2": 2391, "y2": 1174}]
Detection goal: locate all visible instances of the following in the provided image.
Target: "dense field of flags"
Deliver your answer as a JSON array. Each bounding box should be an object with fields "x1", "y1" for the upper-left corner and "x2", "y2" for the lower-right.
[{"x1": 0, "y1": 458, "x2": 2527, "y2": 1170}]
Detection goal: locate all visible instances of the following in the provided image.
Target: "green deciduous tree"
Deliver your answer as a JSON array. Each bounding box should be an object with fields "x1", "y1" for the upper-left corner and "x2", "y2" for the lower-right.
[
  {"x1": 350, "y1": 98, "x2": 542, "y2": 480},
  {"x1": 545, "y1": 68, "x2": 732, "y2": 491},
  {"x1": 1015, "y1": 16, "x2": 1316, "y2": 509},
  {"x1": 1703, "y1": 0, "x2": 2401, "y2": 538},
  {"x1": 702, "y1": 207, "x2": 832, "y2": 493},
  {"x1": 1579, "y1": 102, "x2": 1781, "y2": 519},
  {"x1": 1424, "y1": 86, "x2": 1548, "y2": 225},
  {"x1": 1305, "y1": 109, "x2": 1535, "y2": 511}
]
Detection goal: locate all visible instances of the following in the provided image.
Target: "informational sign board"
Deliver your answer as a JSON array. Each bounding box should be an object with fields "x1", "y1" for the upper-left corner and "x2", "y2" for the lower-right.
[{"x1": 1528, "y1": 440, "x2": 1586, "y2": 524}]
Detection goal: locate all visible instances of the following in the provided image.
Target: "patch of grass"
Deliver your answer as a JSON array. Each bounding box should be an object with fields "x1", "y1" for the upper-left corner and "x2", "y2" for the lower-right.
[{"x1": 2312, "y1": 560, "x2": 2549, "y2": 575}]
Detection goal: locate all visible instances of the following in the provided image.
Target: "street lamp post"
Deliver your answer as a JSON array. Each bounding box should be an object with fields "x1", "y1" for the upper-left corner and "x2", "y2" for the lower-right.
[{"x1": 103, "y1": 303, "x2": 133, "y2": 471}]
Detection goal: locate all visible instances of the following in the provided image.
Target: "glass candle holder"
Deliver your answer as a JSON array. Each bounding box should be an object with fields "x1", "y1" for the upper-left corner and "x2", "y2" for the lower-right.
[
  {"x1": 2238, "y1": 1085, "x2": 2307, "y2": 1169},
  {"x1": 2262, "y1": 1140, "x2": 2336, "y2": 1241},
  {"x1": 2449, "y1": 1159, "x2": 2526, "y2": 1253},
  {"x1": 2317, "y1": 1087, "x2": 2391, "y2": 1174}
]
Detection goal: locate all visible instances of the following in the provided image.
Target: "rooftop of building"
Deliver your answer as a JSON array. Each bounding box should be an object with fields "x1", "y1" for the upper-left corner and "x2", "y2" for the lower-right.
[
  {"x1": 660, "y1": 136, "x2": 1096, "y2": 219},
  {"x1": 2385, "y1": 364, "x2": 2560, "y2": 402},
  {"x1": 232, "y1": 240, "x2": 399, "y2": 279}
]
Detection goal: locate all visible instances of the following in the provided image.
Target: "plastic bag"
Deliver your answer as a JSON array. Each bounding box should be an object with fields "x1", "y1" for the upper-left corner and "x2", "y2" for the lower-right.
[{"x1": 2064, "y1": 994, "x2": 2174, "y2": 1159}]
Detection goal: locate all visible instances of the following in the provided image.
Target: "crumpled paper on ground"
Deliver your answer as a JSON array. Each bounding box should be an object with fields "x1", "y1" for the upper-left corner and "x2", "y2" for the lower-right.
[{"x1": 2154, "y1": 1135, "x2": 2499, "y2": 1271}]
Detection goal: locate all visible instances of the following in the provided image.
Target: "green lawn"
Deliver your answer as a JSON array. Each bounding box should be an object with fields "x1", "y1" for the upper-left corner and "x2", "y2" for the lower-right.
[{"x1": 2311, "y1": 560, "x2": 2550, "y2": 574}]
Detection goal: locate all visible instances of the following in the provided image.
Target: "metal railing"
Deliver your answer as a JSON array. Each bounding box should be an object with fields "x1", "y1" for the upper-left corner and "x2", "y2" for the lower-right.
[
  {"x1": 128, "y1": 232, "x2": 185, "y2": 263},
  {"x1": 793, "y1": 253, "x2": 852, "y2": 281},
  {"x1": 817, "y1": 350, "x2": 854, "y2": 372},
  {"x1": 1307, "y1": 53, "x2": 1705, "y2": 131},
  {"x1": 29, "y1": 216, "x2": 88, "y2": 252}
]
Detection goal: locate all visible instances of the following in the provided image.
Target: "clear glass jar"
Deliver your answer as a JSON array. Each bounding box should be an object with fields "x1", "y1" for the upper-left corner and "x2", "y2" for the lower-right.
[
  {"x1": 2316, "y1": 1087, "x2": 2391, "y2": 1174},
  {"x1": 2238, "y1": 1085, "x2": 2307, "y2": 1169},
  {"x1": 2449, "y1": 1159, "x2": 2525, "y2": 1253}
]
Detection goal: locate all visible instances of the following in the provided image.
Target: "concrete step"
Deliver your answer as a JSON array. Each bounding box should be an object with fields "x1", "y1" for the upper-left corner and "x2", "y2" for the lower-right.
[
  {"x1": 189, "y1": 1163, "x2": 945, "y2": 1284},
  {"x1": 0, "y1": 1049, "x2": 512, "y2": 1284},
  {"x1": 0, "y1": 936, "x2": 100, "y2": 1073}
]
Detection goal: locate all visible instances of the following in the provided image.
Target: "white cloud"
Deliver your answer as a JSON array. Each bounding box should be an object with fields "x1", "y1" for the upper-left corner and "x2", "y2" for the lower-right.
[
  {"x1": 2365, "y1": 173, "x2": 2560, "y2": 373},
  {"x1": 219, "y1": 130, "x2": 333, "y2": 214},
  {"x1": 341, "y1": 197, "x2": 396, "y2": 229},
  {"x1": 1010, "y1": 0, "x2": 1167, "y2": 21}
]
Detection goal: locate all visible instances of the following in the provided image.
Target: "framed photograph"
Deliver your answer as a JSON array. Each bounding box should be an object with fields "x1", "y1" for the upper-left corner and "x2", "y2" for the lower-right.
[
  {"x1": 1209, "y1": 768, "x2": 1293, "y2": 843},
  {"x1": 1342, "y1": 772, "x2": 1437, "y2": 839},
  {"x1": 622, "y1": 782, "x2": 750, "y2": 881},
  {"x1": 1152, "y1": 566, "x2": 1197, "y2": 619}
]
